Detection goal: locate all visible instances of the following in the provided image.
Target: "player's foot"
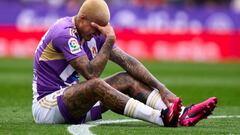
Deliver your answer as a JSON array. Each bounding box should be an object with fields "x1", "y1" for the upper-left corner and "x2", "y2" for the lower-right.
[
  {"x1": 161, "y1": 97, "x2": 182, "y2": 127},
  {"x1": 179, "y1": 97, "x2": 218, "y2": 126}
]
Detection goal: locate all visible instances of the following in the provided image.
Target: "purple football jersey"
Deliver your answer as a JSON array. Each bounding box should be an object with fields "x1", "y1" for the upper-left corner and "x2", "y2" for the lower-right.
[{"x1": 32, "y1": 17, "x2": 108, "y2": 101}]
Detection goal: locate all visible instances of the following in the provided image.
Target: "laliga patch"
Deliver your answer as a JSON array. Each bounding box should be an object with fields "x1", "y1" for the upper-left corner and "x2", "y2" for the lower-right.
[{"x1": 68, "y1": 38, "x2": 81, "y2": 54}]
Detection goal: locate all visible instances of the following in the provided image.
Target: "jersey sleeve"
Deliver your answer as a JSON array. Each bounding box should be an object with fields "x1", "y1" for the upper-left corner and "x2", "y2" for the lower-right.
[{"x1": 52, "y1": 36, "x2": 86, "y2": 62}]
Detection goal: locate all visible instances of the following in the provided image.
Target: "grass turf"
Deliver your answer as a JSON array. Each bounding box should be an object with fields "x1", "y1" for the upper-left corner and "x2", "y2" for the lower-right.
[{"x1": 0, "y1": 58, "x2": 239, "y2": 135}]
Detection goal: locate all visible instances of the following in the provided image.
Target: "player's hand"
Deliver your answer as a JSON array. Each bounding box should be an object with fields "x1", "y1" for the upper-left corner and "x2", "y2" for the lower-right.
[
  {"x1": 91, "y1": 22, "x2": 116, "y2": 41},
  {"x1": 160, "y1": 89, "x2": 177, "y2": 107}
]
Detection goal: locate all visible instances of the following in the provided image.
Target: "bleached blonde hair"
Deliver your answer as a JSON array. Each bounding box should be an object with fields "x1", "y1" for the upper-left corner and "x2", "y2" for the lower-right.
[{"x1": 78, "y1": 0, "x2": 110, "y2": 26}]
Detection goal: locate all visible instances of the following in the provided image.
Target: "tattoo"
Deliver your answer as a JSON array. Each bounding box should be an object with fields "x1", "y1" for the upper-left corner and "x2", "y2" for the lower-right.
[
  {"x1": 104, "y1": 72, "x2": 134, "y2": 92},
  {"x1": 70, "y1": 37, "x2": 114, "y2": 80},
  {"x1": 110, "y1": 48, "x2": 165, "y2": 91},
  {"x1": 104, "y1": 71, "x2": 151, "y2": 104},
  {"x1": 64, "y1": 70, "x2": 155, "y2": 119},
  {"x1": 64, "y1": 78, "x2": 129, "y2": 118},
  {"x1": 87, "y1": 37, "x2": 114, "y2": 77},
  {"x1": 95, "y1": 80, "x2": 129, "y2": 114},
  {"x1": 63, "y1": 83, "x2": 97, "y2": 118}
]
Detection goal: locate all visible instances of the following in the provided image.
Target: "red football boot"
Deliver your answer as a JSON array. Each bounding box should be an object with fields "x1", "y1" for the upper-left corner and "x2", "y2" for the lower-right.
[
  {"x1": 161, "y1": 97, "x2": 182, "y2": 127},
  {"x1": 179, "y1": 97, "x2": 218, "y2": 126}
]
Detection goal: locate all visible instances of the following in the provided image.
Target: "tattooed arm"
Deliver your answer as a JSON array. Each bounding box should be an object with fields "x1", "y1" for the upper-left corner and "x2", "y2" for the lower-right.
[
  {"x1": 70, "y1": 23, "x2": 115, "y2": 80},
  {"x1": 110, "y1": 47, "x2": 177, "y2": 106},
  {"x1": 70, "y1": 37, "x2": 114, "y2": 79}
]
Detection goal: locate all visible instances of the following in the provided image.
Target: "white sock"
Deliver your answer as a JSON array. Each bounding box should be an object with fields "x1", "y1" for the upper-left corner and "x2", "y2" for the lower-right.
[
  {"x1": 146, "y1": 89, "x2": 167, "y2": 110},
  {"x1": 124, "y1": 98, "x2": 164, "y2": 126},
  {"x1": 146, "y1": 89, "x2": 186, "y2": 117}
]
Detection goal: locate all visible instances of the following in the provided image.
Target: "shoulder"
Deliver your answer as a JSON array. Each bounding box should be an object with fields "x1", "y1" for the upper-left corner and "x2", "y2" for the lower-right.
[
  {"x1": 51, "y1": 17, "x2": 80, "y2": 47},
  {"x1": 51, "y1": 17, "x2": 77, "y2": 39}
]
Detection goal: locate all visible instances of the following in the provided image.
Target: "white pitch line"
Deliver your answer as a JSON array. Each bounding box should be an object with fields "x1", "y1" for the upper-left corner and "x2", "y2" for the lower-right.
[
  {"x1": 209, "y1": 115, "x2": 240, "y2": 119},
  {"x1": 92, "y1": 119, "x2": 140, "y2": 125},
  {"x1": 67, "y1": 119, "x2": 139, "y2": 135},
  {"x1": 68, "y1": 115, "x2": 240, "y2": 135}
]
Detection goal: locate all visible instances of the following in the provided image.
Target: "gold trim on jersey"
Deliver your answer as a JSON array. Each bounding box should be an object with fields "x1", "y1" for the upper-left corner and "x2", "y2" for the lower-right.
[{"x1": 39, "y1": 41, "x2": 64, "y2": 61}]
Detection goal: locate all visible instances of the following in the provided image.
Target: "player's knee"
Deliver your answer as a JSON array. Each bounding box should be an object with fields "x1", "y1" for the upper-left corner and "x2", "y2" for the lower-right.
[{"x1": 87, "y1": 78, "x2": 110, "y2": 95}]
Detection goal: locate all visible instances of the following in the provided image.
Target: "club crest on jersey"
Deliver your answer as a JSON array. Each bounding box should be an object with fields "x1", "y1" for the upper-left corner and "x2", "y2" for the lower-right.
[
  {"x1": 91, "y1": 46, "x2": 97, "y2": 58},
  {"x1": 68, "y1": 38, "x2": 81, "y2": 54},
  {"x1": 87, "y1": 38, "x2": 98, "y2": 59}
]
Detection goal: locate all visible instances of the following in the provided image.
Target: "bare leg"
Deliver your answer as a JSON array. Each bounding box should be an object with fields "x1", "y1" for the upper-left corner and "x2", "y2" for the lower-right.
[
  {"x1": 63, "y1": 78, "x2": 129, "y2": 119},
  {"x1": 62, "y1": 78, "x2": 168, "y2": 126},
  {"x1": 104, "y1": 71, "x2": 153, "y2": 103},
  {"x1": 103, "y1": 72, "x2": 218, "y2": 127},
  {"x1": 102, "y1": 71, "x2": 167, "y2": 112}
]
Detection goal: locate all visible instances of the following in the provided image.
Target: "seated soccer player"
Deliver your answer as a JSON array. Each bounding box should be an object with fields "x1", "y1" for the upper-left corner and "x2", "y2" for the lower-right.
[{"x1": 32, "y1": 0, "x2": 217, "y2": 127}]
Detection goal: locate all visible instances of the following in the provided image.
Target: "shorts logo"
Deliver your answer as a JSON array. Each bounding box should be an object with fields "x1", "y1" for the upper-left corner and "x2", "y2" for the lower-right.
[{"x1": 68, "y1": 38, "x2": 81, "y2": 54}]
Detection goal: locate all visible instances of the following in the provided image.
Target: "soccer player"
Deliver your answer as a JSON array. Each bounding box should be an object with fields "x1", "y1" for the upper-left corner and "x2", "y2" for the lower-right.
[{"x1": 32, "y1": 0, "x2": 217, "y2": 127}]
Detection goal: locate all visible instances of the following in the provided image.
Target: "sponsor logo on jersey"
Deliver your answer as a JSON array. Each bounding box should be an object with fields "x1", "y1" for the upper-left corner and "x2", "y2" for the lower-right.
[{"x1": 68, "y1": 38, "x2": 81, "y2": 54}]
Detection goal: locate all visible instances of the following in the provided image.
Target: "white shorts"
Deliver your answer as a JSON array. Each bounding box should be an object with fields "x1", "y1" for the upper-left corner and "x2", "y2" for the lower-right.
[{"x1": 32, "y1": 89, "x2": 102, "y2": 124}]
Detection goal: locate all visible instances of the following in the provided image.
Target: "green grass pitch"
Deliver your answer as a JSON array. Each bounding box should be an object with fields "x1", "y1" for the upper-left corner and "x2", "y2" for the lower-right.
[{"x1": 0, "y1": 58, "x2": 240, "y2": 135}]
